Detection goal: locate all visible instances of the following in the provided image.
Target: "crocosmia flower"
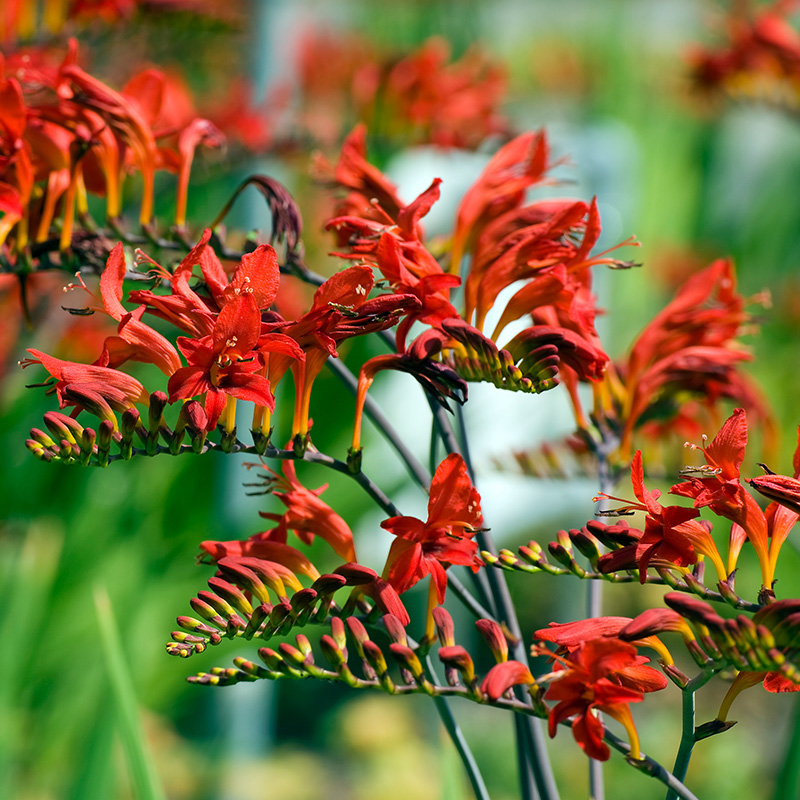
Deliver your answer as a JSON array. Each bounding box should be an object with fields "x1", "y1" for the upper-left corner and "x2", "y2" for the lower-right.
[
  {"x1": 542, "y1": 637, "x2": 667, "y2": 761},
  {"x1": 381, "y1": 453, "x2": 483, "y2": 604}
]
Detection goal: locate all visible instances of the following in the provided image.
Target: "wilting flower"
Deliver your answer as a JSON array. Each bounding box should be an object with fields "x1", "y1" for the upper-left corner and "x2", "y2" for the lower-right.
[
  {"x1": 542, "y1": 638, "x2": 667, "y2": 761},
  {"x1": 597, "y1": 451, "x2": 727, "y2": 582},
  {"x1": 20, "y1": 349, "x2": 148, "y2": 426},
  {"x1": 381, "y1": 453, "x2": 482, "y2": 606}
]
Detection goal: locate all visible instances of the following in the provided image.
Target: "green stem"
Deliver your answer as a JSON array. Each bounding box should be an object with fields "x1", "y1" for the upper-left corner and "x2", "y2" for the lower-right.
[
  {"x1": 665, "y1": 689, "x2": 695, "y2": 800},
  {"x1": 430, "y1": 399, "x2": 559, "y2": 800},
  {"x1": 425, "y1": 656, "x2": 491, "y2": 800}
]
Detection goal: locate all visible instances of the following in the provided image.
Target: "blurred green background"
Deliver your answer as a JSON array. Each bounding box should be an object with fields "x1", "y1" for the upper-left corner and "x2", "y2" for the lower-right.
[{"x1": 3, "y1": 1, "x2": 800, "y2": 798}]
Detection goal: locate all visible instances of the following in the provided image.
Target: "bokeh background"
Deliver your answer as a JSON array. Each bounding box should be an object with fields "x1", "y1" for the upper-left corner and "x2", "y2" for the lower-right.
[{"x1": 3, "y1": 1, "x2": 800, "y2": 798}]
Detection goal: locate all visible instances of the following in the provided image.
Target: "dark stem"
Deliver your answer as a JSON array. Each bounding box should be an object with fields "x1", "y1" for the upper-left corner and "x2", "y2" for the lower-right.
[
  {"x1": 428, "y1": 397, "x2": 559, "y2": 800},
  {"x1": 425, "y1": 656, "x2": 491, "y2": 800}
]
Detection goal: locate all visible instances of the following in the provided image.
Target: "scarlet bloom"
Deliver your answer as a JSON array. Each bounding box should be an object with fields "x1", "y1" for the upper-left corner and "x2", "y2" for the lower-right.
[
  {"x1": 250, "y1": 460, "x2": 357, "y2": 563},
  {"x1": 597, "y1": 451, "x2": 727, "y2": 582},
  {"x1": 381, "y1": 453, "x2": 483, "y2": 603},
  {"x1": 543, "y1": 638, "x2": 667, "y2": 761},
  {"x1": 167, "y1": 293, "x2": 273, "y2": 431},
  {"x1": 536, "y1": 614, "x2": 676, "y2": 665},
  {"x1": 671, "y1": 408, "x2": 771, "y2": 585}
]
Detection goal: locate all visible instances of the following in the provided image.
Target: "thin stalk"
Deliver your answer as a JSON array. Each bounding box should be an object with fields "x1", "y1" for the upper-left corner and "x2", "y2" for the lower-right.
[
  {"x1": 601, "y1": 728, "x2": 702, "y2": 800},
  {"x1": 587, "y1": 571, "x2": 604, "y2": 800},
  {"x1": 447, "y1": 573, "x2": 496, "y2": 621},
  {"x1": 325, "y1": 356, "x2": 496, "y2": 623},
  {"x1": 665, "y1": 690, "x2": 695, "y2": 800},
  {"x1": 663, "y1": 668, "x2": 719, "y2": 800},
  {"x1": 424, "y1": 655, "x2": 491, "y2": 800},
  {"x1": 588, "y1": 437, "x2": 615, "y2": 800},
  {"x1": 325, "y1": 356, "x2": 432, "y2": 488},
  {"x1": 430, "y1": 397, "x2": 559, "y2": 800}
]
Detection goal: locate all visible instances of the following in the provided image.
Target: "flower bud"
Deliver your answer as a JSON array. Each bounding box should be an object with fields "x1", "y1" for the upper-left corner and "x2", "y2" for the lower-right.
[
  {"x1": 475, "y1": 618, "x2": 509, "y2": 663},
  {"x1": 208, "y1": 577, "x2": 253, "y2": 616},
  {"x1": 389, "y1": 643, "x2": 425, "y2": 681},
  {"x1": 362, "y1": 640, "x2": 389, "y2": 677},
  {"x1": 438, "y1": 645, "x2": 475, "y2": 684},
  {"x1": 432, "y1": 607, "x2": 455, "y2": 647},
  {"x1": 382, "y1": 613, "x2": 408, "y2": 646}
]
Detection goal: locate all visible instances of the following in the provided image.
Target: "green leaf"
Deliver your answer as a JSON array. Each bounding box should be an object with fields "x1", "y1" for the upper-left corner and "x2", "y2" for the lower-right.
[{"x1": 94, "y1": 585, "x2": 165, "y2": 800}]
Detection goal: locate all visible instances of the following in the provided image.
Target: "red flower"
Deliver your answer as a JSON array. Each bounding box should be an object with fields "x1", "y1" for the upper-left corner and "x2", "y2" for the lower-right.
[
  {"x1": 381, "y1": 453, "x2": 483, "y2": 603},
  {"x1": 451, "y1": 130, "x2": 552, "y2": 276},
  {"x1": 670, "y1": 409, "x2": 770, "y2": 585},
  {"x1": 617, "y1": 259, "x2": 769, "y2": 456},
  {"x1": 543, "y1": 638, "x2": 667, "y2": 761},
  {"x1": 597, "y1": 451, "x2": 727, "y2": 582},
  {"x1": 536, "y1": 614, "x2": 676, "y2": 666},
  {"x1": 167, "y1": 293, "x2": 272, "y2": 430},
  {"x1": 481, "y1": 660, "x2": 535, "y2": 700},
  {"x1": 747, "y1": 422, "x2": 800, "y2": 581},
  {"x1": 263, "y1": 265, "x2": 418, "y2": 438},
  {"x1": 234, "y1": 460, "x2": 357, "y2": 563},
  {"x1": 20, "y1": 349, "x2": 148, "y2": 425}
]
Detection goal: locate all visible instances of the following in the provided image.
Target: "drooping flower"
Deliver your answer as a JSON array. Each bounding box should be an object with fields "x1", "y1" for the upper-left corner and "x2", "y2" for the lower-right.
[
  {"x1": 535, "y1": 615, "x2": 674, "y2": 665},
  {"x1": 481, "y1": 660, "x2": 536, "y2": 700},
  {"x1": 614, "y1": 259, "x2": 770, "y2": 457},
  {"x1": 262, "y1": 264, "x2": 418, "y2": 439},
  {"x1": 20, "y1": 349, "x2": 148, "y2": 427},
  {"x1": 247, "y1": 459, "x2": 357, "y2": 563},
  {"x1": 746, "y1": 424, "x2": 800, "y2": 581}
]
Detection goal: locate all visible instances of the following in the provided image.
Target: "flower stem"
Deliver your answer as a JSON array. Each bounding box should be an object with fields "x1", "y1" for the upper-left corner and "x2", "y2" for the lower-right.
[
  {"x1": 429, "y1": 396, "x2": 559, "y2": 800},
  {"x1": 665, "y1": 689, "x2": 696, "y2": 800},
  {"x1": 424, "y1": 655, "x2": 491, "y2": 800}
]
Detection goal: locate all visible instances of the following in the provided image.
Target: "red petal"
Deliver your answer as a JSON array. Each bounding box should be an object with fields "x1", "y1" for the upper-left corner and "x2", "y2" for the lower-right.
[{"x1": 480, "y1": 660, "x2": 534, "y2": 700}]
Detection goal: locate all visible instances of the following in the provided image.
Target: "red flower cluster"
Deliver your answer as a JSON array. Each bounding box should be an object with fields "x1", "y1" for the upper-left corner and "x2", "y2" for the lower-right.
[
  {"x1": 541, "y1": 637, "x2": 667, "y2": 761},
  {"x1": 689, "y1": 0, "x2": 800, "y2": 109},
  {"x1": 0, "y1": 40, "x2": 226, "y2": 256},
  {"x1": 320, "y1": 127, "x2": 637, "y2": 445},
  {"x1": 296, "y1": 32, "x2": 507, "y2": 149},
  {"x1": 22, "y1": 227, "x2": 417, "y2": 437}
]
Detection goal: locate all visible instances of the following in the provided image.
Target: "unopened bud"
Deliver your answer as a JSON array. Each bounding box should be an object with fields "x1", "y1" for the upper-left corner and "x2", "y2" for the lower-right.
[
  {"x1": 97, "y1": 420, "x2": 115, "y2": 467},
  {"x1": 43, "y1": 411, "x2": 84, "y2": 444},
  {"x1": 319, "y1": 634, "x2": 347, "y2": 668},
  {"x1": 432, "y1": 607, "x2": 455, "y2": 647},
  {"x1": 389, "y1": 643, "x2": 425, "y2": 680},
  {"x1": 382, "y1": 613, "x2": 408, "y2": 646},
  {"x1": 438, "y1": 645, "x2": 475, "y2": 684},
  {"x1": 475, "y1": 618, "x2": 509, "y2": 663}
]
